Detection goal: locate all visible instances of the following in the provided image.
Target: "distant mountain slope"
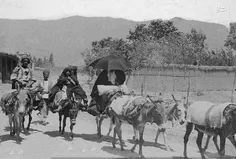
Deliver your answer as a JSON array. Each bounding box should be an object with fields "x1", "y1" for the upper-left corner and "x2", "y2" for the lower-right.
[{"x1": 0, "y1": 16, "x2": 229, "y2": 66}]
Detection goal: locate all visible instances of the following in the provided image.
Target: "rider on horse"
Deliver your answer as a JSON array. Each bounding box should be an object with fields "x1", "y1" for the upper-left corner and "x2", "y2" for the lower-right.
[
  {"x1": 0, "y1": 55, "x2": 36, "y2": 114},
  {"x1": 53, "y1": 66, "x2": 88, "y2": 112}
]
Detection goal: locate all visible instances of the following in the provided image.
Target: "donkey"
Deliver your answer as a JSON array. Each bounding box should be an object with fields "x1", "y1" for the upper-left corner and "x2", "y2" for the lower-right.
[
  {"x1": 183, "y1": 101, "x2": 236, "y2": 159},
  {"x1": 22, "y1": 84, "x2": 48, "y2": 131},
  {"x1": 150, "y1": 95, "x2": 186, "y2": 150},
  {"x1": 8, "y1": 89, "x2": 32, "y2": 143},
  {"x1": 53, "y1": 90, "x2": 85, "y2": 139},
  {"x1": 106, "y1": 94, "x2": 186, "y2": 151}
]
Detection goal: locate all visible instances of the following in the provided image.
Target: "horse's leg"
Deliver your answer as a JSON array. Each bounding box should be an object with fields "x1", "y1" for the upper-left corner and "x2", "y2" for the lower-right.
[
  {"x1": 27, "y1": 111, "x2": 32, "y2": 130},
  {"x1": 138, "y1": 126, "x2": 145, "y2": 158},
  {"x1": 131, "y1": 126, "x2": 139, "y2": 153},
  {"x1": 61, "y1": 116, "x2": 67, "y2": 135},
  {"x1": 183, "y1": 123, "x2": 194, "y2": 158},
  {"x1": 203, "y1": 135, "x2": 212, "y2": 152},
  {"x1": 218, "y1": 134, "x2": 226, "y2": 156},
  {"x1": 196, "y1": 130, "x2": 206, "y2": 159},
  {"x1": 115, "y1": 120, "x2": 124, "y2": 151},
  {"x1": 212, "y1": 135, "x2": 220, "y2": 154},
  {"x1": 59, "y1": 113, "x2": 62, "y2": 132},
  {"x1": 227, "y1": 135, "x2": 236, "y2": 148},
  {"x1": 106, "y1": 117, "x2": 113, "y2": 136}
]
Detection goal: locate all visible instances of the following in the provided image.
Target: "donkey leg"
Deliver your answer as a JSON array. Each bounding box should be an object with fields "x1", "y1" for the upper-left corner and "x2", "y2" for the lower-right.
[
  {"x1": 155, "y1": 129, "x2": 161, "y2": 144},
  {"x1": 138, "y1": 126, "x2": 145, "y2": 158},
  {"x1": 203, "y1": 135, "x2": 211, "y2": 152},
  {"x1": 212, "y1": 135, "x2": 220, "y2": 154},
  {"x1": 196, "y1": 131, "x2": 206, "y2": 159},
  {"x1": 22, "y1": 116, "x2": 25, "y2": 132},
  {"x1": 61, "y1": 116, "x2": 67, "y2": 134},
  {"x1": 27, "y1": 112, "x2": 32, "y2": 130},
  {"x1": 163, "y1": 131, "x2": 170, "y2": 151},
  {"x1": 227, "y1": 135, "x2": 236, "y2": 148},
  {"x1": 97, "y1": 115, "x2": 104, "y2": 138},
  {"x1": 8, "y1": 114, "x2": 12, "y2": 136},
  {"x1": 106, "y1": 117, "x2": 113, "y2": 136},
  {"x1": 112, "y1": 122, "x2": 117, "y2": 148},
  {"x1": 218, "y1": 134, "x2": 226, "y2": 156},
  {"x1": 131, "y1": 126, "x2": 139, "y2": 153},
  {"x1": 95, "y1": 116, "x2": 101, "y2": 138},
  {"x1": 115, "y1": 121, "x2": 124, "y2": 151},
  {"x1": 59, "y1": 114, "x2": 62, "y2": 132},
  {"x1": 183, "y1": 123, "x2": 194, "y2": 158},
  {"x1": 70, "y1": 121, "x2": 74, "y2": 139}
]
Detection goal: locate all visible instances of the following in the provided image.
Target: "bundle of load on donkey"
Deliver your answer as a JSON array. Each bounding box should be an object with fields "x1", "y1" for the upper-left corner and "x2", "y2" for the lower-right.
[{"x1": 1, "y1": 72, "x2": 236, "y2": 158}]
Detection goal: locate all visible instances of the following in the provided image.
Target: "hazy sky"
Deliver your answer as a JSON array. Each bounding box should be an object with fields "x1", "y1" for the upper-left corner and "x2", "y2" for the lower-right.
[{"x1": 0, "y1": 0, "x2": 235, "y2": 26}]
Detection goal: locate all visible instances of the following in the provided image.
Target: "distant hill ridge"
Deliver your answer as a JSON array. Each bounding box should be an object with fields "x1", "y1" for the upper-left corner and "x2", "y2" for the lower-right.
[{"x1": 0, "y1": 16, "x2": 229, "y2": 66}]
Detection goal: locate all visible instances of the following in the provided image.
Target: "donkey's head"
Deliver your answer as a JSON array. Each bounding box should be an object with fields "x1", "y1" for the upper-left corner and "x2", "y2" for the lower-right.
[
  {"x1": 69, "y1": 97, "x2": 81, "y2": 125},
  {"x1": 171, "y1": 94, "x2": 186, "y2": 125},
  {"x1": 16, "y1": 89, "x2": 31, "y2": 115}
]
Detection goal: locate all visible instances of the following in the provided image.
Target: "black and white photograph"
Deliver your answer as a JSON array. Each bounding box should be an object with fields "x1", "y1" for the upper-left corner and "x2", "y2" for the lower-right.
[{"x1": 0, "y1": 0, "x2": 236, "y2": 158}]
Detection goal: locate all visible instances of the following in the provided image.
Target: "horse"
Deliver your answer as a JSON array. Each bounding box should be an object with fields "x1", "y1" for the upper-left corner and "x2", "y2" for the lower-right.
[
  {"x1": 183, "y1": 101, "x2": 236, "y2": 159},
  {"x1": 53, "y1": 90, "x2": 85, "y2": 139},
  {"x1": 106, "y1": 94, "x2": 186, "y2": 151}
]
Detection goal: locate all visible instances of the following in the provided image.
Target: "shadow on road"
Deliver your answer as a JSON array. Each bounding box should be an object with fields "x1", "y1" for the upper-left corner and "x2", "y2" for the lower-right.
[
  {"x1": 204, "y1": 151, "x2": 235, "y2": 159},
  {"x1": 43, "y1": 130, "x2": 127, "y2": 146},
  {"x1": 0, "y1": 133, "x2": 25, "y2": 145},
  {"x1": 127, "y1": 139, "x2": 174, "y2": 152},
  {"x1": 101, "y1": 146, "x2": 139, "y2": 158}
]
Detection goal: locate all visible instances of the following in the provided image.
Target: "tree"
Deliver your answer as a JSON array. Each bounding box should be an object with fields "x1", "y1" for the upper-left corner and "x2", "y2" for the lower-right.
[
  {"x1": 48, "y1": 53, "x2": 55, "y2": 67},
  {"x1": 186, "y1": 28, "x2": 207, "y2": 65},
  {"x1": 225, "y1": 22, "x2": 236, "y2": 51}
]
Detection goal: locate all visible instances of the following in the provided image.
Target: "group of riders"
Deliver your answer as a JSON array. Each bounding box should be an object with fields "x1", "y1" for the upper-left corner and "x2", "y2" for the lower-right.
[{"x1": 0, "y1": 55, "x2": 128, "y2": 118}]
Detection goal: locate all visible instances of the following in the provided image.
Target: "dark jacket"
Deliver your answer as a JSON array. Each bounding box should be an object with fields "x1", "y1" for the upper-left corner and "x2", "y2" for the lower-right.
[{"x1": 90, "y1": 70, "x2": 113, "y2": 98}]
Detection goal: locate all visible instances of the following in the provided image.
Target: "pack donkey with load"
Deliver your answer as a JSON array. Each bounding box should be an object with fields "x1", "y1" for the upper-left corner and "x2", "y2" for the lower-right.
[
  {"x1": 183, "y1": 101, "x2": 236, "y2": 159},
  {"x1": 96, "y1": 84, "x2": 186, "y2": 158}
]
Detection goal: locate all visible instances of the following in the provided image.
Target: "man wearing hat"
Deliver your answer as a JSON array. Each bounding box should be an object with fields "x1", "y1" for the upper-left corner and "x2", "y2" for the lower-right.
[
  {"x1": 1, "y1": 55, "x2": 36, "y2": 114},
  {"x1": 53, "y1": 65, "x2": 88, "y2": 112},
  {"x1": 10, "y1": 55, "x2": 36, "y2": 89}
]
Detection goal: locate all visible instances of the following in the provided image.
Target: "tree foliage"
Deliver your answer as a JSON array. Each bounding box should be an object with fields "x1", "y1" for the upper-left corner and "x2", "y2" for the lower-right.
[{"x1": 82, "y1": 19, "x2": 236, "y2": 70}]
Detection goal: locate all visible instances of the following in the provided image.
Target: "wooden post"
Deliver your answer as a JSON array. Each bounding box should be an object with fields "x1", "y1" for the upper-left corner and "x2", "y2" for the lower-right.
[
  {"x1": 186, "y1": 71, "x2": 191, "y2": 105},
  {"x1": 0, "y1": 55, "x2": 2, "y2": 84},
  {"x1": 231, "y1": 72, "x2": 236, "y2": 102}
]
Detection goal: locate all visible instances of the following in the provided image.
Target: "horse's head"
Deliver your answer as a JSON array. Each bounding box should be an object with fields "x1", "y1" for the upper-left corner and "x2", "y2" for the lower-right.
[
  {"x1": 69, "y1": 97, "x2": 80, "y2": 125},
  {"x1": 16, "y1": 89, "x2": 31, "y2": 115},
  {"x1": 171, "y1": 94, "x2": 186, "y2": 125}
]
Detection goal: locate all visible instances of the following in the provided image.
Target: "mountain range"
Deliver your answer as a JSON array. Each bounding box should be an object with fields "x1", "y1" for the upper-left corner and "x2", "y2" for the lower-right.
[{"x1": 0, "y1": 16, "x2": 229, "y2": 66}]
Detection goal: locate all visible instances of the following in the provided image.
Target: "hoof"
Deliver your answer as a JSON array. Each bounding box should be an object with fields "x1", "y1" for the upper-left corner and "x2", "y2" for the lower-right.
[
  {"x1": 71, "y1": 134, "x2": 74, "y2": 139},
  {"x1": 139, "y1": 154, "x2": 145, "y2": 159},
  {"x1": 97, "y1": 133, "x2": 102, "y2": 138},
  {"x1": 61, "y1": 131, "x2": 65, "y2": 135},
  {"x1": 10, "y1": 132, "x2": 14, "y2": 136},
  {"x1": 121, "y1": 147, "x2": 124, "y2": 151}
]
